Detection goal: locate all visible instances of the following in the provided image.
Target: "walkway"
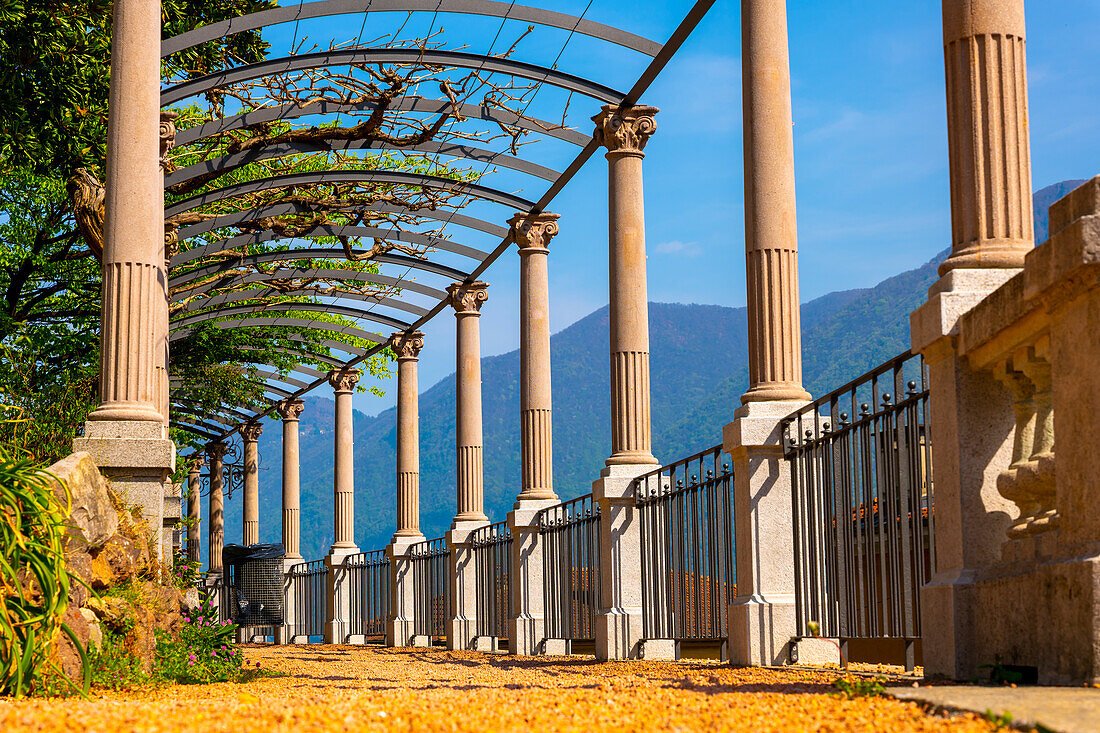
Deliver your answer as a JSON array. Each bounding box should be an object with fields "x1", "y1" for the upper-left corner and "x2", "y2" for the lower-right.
[{"x1": 1, "y1": 647, "x2": 1006, "y2": 732}]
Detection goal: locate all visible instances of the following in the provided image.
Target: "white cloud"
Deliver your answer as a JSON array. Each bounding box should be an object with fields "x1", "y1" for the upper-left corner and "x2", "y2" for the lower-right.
[{"x1": 654, "y1": 240, "x2": 702, "y2": 257}]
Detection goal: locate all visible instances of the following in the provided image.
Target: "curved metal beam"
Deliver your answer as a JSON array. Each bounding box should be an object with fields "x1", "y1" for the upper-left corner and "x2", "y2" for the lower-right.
[
  {"x1": 172, "y1": 302, "x2": 411, "y2": 333},
  {"x1": 173, "y1": 223, "x2": 485, "y2": 268},
  {"x1": 252, "y1": 368, "x2": 311, "y2": 390},
  {"x1": 171, "y1": 265, "x2": 445, "y2": 303},
  {"x1": 169, "y1": 318, "x2": 378, "y2": 354},
  {"x1": 167, "y1": 139, "x2": 559, "y2": 190},
  {"x1": 170, "y1": 419, "x2": 224, "y2": 440},
  {"x1": 162, "y1": 49, "x2": 624, "y2": 106},
  {"x1": 165, "y1": 169, "x2": 535, "y2": 218},
  {"x1": 178, "y1": 286, "x2": 428, "y2": 320},
  {"x1": 176, "y1": 201, "x2": 509, "y2": 241},
  {"x1": 172, "y1": 398, "x2": 258, "y2": 424},
  {"x1": 162, "y1": 0, "x2": 660, "y2": 59},
  {"x1": 170, "y1": 248, "x2": 469, "y2": 290},
  {"x1": 239, "y1": 343, "x2": 345, "y2": 370},
  {"x1": 173, "y1": 97, "x2": 590, "y2": 149},
  {"x1": 172, "y1": 404, "x2": 240, "y2": 428}
]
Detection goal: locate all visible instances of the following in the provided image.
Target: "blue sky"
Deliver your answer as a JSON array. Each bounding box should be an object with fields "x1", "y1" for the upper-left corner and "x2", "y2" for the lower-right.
[{"x1": 245, "y1": 0, "x2": 1100, "y2": 413}]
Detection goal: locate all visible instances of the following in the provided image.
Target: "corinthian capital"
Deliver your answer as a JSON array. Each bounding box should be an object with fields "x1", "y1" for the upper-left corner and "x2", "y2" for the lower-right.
[
  {"x1": 447, "y1": 281, "x2": 489, "y2": 315},
  {"x1": 240, "y1": 421, "x2": 264, "y2": 442},
  {"x1": 160, "y1": 110, "x2": 179, "y2": 170},
  {"x1": 207, "y1": 441, "x2": 228, "y2": 462},
  {"x1": 389, "y1": 331, "x2": 425, "y2": 361},
  {"x1": 508, "y1": 212, "x2": 560, "y2": 252},
  {"x1": 327, "y1": 367, "x2": 361, "y2": 392},
  {"x1": 276, "y1": 398, "x2": 305, "y2": 421},
  {"x1": 592, "y1": 104, "x2": 658, "y2": 156}
]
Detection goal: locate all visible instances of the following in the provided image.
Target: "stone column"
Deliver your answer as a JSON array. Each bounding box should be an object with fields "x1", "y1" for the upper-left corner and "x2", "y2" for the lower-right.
[
  {"x1": 277, "y1": 399, "x2": 305, "y2": 560},
  {"x1": 186, "y1": 458, "x2": 203, "y2": 565},
  {"x1": 590, "y1": 105, "x2": 660, "y2": 660},
  {"x1": 72, "y1": 0, "x2": 174, "y2": 553},
  {"x1": 240, "y1": 421, "x2": 263, "y2": 546},
  {"x1": 206, "y1": 442, "x2": 227, "y2": 578},
  {"x1": 721, "y1": 0, "x2": 813, "y2": 667},
  {"x1": 445, "y1": 283, "x2": 491, "y2": 651},
  {"x1": 325, "y1": 368, "x2": 360, "y2": 644},
  {"x1": 506, "y1": 213, "x2": 561, "y2": 655},
  {"x1": 276, "y1": 398, "x2": 304, "y2": 645},
  {"x1": 593, "y1": 105, "x2": 660, "y2": 468},
  {"x1": 941, "y1": 0, "x2": 1034, "y2": 274},
  {"x1": 448, "y1": 281, "x2": 490, "y2": 524},
  {"x1": 386, "y1": 331, "x2": 425, "y2": 647},
  {"x1": 908, "y1": 0, "x2": 1035, "y2": 679}
]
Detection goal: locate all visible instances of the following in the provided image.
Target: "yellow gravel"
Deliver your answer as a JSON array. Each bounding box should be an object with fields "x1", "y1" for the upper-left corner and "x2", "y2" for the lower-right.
[{"x1": 1, "y1": 645, "x2": 1005, "y2": 732}]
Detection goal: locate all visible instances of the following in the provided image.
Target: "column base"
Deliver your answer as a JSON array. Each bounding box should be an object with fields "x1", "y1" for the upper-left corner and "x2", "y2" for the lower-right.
[
  {"x1": 386, "y1": 536, "x2": 422, "y2": 647},
  {"x1": 507, "y1": 498, "x2": 558, "y2": 656},
  {"x1": 324, "y1": 546, "x2": 358, "y2": 644},
  {"x1": 595, "y1": 607, "x2": 643, "y2": 661},
  {"x1": 727, "y1": 594, "x2": 797, "y2": 667},
  {"x1": 446, "y1": 522, "x2": 486, "y2": 651}
]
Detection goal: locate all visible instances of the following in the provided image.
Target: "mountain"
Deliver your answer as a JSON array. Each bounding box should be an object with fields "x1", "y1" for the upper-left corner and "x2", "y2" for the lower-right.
[{"x1": 214, "y1": 181, "x2": 1075, "y2": 563}]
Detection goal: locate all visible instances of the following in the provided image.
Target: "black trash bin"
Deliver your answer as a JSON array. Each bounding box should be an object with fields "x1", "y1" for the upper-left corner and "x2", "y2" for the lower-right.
[{"x1": 223, "y1": 543, "x2": 286, "y2": 626}]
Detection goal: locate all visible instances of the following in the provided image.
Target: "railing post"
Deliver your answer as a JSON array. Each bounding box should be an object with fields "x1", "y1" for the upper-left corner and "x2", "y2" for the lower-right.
[
  {"x1": 386, "y1": 331, "x2": 425, "y2": 646},
  {"x1": 724, "y1": 0, "x2": 811, "y2": 667},
  {"x1": 909, "y1": 0, "x2": 1033, "y2": 679},
  {"x1": 325, "y1": 367, "x2": 361, "y2": 644},
  {"x1": 591, "y1": 103, "x2": 660, "y2": 661}
]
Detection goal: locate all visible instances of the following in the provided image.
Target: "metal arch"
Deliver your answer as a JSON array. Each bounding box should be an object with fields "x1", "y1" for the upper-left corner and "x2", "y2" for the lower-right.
[
  {"x1": 237, "y1": 377, "x2": 295, "y2": 400},
  {"x1": 172, "y1": 397, "x2": 259, "y2": 424},
  {"x1": 251, "y1": 368, "x2": 312, "y2": 390},
  {"x1": 162, "y1": 0, "x2": 661, "y2": 59},
  {"x1": 167, "y1": 139, "x2": 560, "y2": 190},
  {"x1": 239, "y1": 344, "x2": 346, "y2": 370},
  {"x1": 171, "y1": 404, "x2": 240, "y2": 429},
  {"x1": 178, "y1": 287, "x2": 429, "y2": 320},
  {"x1": 173, "y1": 97, "x2": 590, "y2": 149},
  {"x1": 171, "y1": 302, "x2": 412, "y2": 333},
  {"x1": 175, "y1": 201, "x2": 509, "y2": 241},
  {"x1": 170, "y1": 248, "x2": 469, "y2": 291},
  {"x1": 171, "y1": 419, "x2": 225, "y2": 440},
  {"x1": 169, "y1": 318, "x2": 378, "y2": 354},
  {"x1": 165, "y1": 169, "x2": 535, "y2": 218},
  {"x1": 172, "y1": 266, "x2": 445, "y2": 303},
  {"x1": 161, "y1": 49, "x2": 624, "y2": 106},
  {"x1": 173, "y1": 223, "x2": 485, "y2": 268}
]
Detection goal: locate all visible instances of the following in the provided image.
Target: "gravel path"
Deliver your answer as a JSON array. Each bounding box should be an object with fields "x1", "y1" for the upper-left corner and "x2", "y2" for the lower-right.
[{"x1": 1, "y1": 645, "x2": 1004, "y2": 732}]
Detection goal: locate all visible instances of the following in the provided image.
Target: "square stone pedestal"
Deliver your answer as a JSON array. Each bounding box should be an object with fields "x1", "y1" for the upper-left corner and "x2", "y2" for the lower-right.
[
  {"x1": 508, "y1": 497, "x2": 557, "y2": 656},
  {"x1": 325, "y1": 545, "x2": 358, "y2": 644},
  {"x1": 447, "y1": 520, "x2": 489, "y2": 651},
  {"x1": 386, "y1": 535, "x2": 423, "y2": 647}
]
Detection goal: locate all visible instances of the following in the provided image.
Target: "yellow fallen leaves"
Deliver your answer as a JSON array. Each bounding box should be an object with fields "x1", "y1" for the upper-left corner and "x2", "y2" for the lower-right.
[{"x1": 0, "y1": 645, "x2": 1006, "y2": 732}]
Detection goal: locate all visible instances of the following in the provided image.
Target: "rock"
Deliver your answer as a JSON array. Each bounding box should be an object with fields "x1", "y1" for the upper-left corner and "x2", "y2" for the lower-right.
[
  {"x1": 66, "y1": 549, "x2": 93, "y2": 607},
  {"x1": 46, "y1": 452, "x2": 118, "y2": 548},
  {"x1": 79, "y1": 608, "x2": 102, "y2": 652},
  {"x1": 85, "y1": 595, "x2": 133, "y2": 631},
  {"x1": 181, "y1": 586, "x2": 202, "y2": 613},
  {"x1": 89, "y1": 553, "x2": 115, "y2": 590},
  {"x1": 99, "y1": 534, "x2": 142, "y2": 583},
  {"x1": 57, "y1": 604, "x2": 90, "y2": 680},
  {"x1": 128, "y1": 605, "x2": 158, "y2": 675}
]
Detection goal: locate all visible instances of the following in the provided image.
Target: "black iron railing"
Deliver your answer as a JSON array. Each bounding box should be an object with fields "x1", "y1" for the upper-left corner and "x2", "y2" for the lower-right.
[
  {"x1": 411, "y1": 537, "x2": 450, "y2": 643},
  {"x1": 288, "y1": 559, "x2": 327, "y2": 641},
  {"x1": 346, "y1": 550, "x2": 390, "y2": 642},
  {"x1": 635, "y1": 446, "x2": 734, "y2": 642},
  {"x1": 784, "y1": 350, "x2": 934, "y2": 666},
  {"x1": 540, "y1": 495, "x2": 600, "y2": 643},
  {"x1": 472, "y1": 522, "x2": 512, "y2": 643}
]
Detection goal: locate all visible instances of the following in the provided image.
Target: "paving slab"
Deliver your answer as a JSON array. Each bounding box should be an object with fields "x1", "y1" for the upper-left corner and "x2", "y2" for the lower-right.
[{"x1": 889, "y1": 685, "x2": 1100, "y2": 733}]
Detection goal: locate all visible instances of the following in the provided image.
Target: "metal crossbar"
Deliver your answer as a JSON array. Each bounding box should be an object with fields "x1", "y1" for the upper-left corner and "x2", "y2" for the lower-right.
[
  {"x1": 346, "y1": 550, "x2": 390, "y2": 642},
  {"x1": 411, "y1": 537, "x2": 450, "y2": 642},
  {"x1": 784, "y1": 351, "x2": 935, "y2": 669},
  {"x1": 540, "y1": 495, "x2": 600, "y2": 643},
  {"x1": 288, "y1": 559, "x2": 327, "y2": 641},
  {"x1": 635, "y1": 446, "x2": 734, "y2": 642},
  {"x1": 472, "y1": 522, "x2": 512, "y2": 643}
]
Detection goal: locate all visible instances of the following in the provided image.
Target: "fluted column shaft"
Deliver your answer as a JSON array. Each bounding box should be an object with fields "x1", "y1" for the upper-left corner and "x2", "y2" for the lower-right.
[
  {"x1": 941, "y1": 0, "x2": 1034, "y2": 274},
  {"x1": 207, "y1": 443, "x2": 226, "y2": 574},
  {"x1": 89, "y1": 0, "x2": 165, "y2": 423},
  {"x1": 328, "y1": 369, "x2": 360, "y2": 550},
  {"x1": 740, "y1": 0, "x2": 811, "y2": 404},
  {"x1": 278, "y1": 399, "x2": 305, "y2": 559},
  {"x1": 186, "y1": 461, "x2": 202, "y2": 564},
  {"x1": 510, "y1": 213, "x2": 560, "y2": 500},
  {"x1": 391, "y1": 332, "x2": 425, "y2": 536},
  {"x1": 594, "y1": 105, "x2": 659, "y2": 466},
  {"x1": 449, "y1": 283, "x2": 489, "y2": 522},
  {"x1": 241, "y1": 422, "x2": 262, "y2": 546}
]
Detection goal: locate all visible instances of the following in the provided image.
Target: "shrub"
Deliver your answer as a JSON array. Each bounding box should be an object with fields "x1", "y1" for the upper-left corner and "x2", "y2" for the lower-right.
[
  {"x1": 155, "y1": 598, "x2": 241, "y2": 684},
  {"x1": 0, "y1": 447, "x2": 89, "y2": 697}
]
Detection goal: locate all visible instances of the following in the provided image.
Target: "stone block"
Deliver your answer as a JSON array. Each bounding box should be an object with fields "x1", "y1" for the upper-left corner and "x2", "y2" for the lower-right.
[
  {"x1": 411, "y1": 635, "x2": 431, "y2": 647},
  {"x1": 792, "y1": 637, "x2": 842, "y2": 667},
  {"x1": 46, "y1": 452, "x2": 118, "y2": 548},
  {"x1": 640, "y1": 638, "x2": 676, "y2": 661},
  {"x1": 542, "y1": 638, "x2": 568, "y2": 656}
]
